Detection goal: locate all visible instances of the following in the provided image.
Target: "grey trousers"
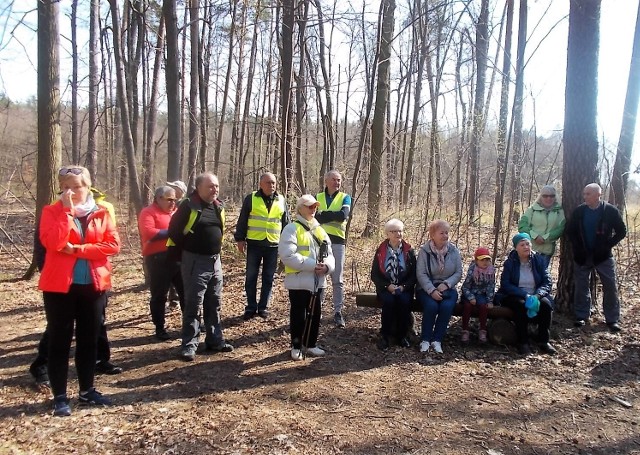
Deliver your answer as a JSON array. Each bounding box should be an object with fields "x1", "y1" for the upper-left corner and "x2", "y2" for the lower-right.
[
  {"x1": 329, "y1": 243, "x2": 345, "y2": 313},
  {"x1": 573, "y1": 257, "x2": 621, "y2": 324},
  {"x1": 181, "y1": 250, "x2": 225, "y2": 351}
]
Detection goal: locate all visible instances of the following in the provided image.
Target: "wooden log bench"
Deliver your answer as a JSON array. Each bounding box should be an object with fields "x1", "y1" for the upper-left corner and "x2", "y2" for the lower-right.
[{"x1": 355, "y1": 292, "x2": 517, "y2": 345}]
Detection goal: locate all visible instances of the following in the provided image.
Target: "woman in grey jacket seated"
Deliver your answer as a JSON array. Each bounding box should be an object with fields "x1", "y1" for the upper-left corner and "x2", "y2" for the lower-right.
[
  {"x1": 416, "y1": 220, "x2": 463, "y2": 354},
  {"x1": 278, "y1": 195, "x2": 335, "y2": 361}
]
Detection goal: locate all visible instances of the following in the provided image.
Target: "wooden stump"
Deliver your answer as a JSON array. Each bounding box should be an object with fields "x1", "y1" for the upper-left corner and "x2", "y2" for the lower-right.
[{"x1": 488, "y1": 318, "x2": 517, "y2": 345}]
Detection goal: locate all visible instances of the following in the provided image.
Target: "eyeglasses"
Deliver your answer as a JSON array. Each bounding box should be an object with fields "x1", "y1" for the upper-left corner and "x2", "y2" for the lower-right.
[
  {"x1": 59, "y1": 168, "x2": 83, "y2": 176},
  {"x1": 542, "y1": 194, "x2": 555, "y2": 198},
  {"x1": 163, "y1": 198, "x2": 177, "y2": 202},
  {"x1": 389, "y1": 230, "x2": 403, "y2": 234}
]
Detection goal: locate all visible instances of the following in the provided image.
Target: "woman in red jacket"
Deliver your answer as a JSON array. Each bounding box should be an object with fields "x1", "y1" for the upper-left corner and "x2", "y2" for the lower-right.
[
  {"x1": 138, "y1": 185, "x2": 183, "y2": 341},
  {"x1": 38, "y1": 165, "x2": 120, "y2": 416}
]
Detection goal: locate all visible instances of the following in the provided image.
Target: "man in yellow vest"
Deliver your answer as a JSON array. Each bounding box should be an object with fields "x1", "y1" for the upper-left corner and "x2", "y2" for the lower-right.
[
  {"x1": 316, "y1": 170, "x2": 352, "y2": 327},
  {"x1": 167, "y1": 173, "x2": 233, "y2": 361},
  {"x1": 235, "y1": 172, "x2": 290, "y2": 320}
]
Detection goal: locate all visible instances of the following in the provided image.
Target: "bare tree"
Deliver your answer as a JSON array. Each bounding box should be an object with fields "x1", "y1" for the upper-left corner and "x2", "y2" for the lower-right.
[
  {"x1": 87, "y1": 0, "x2": 100, "y2": 183},
  {"x1": 163, "y1": 0, "x2": 182, "y2": 181},
  {"x1": 609, "y1": 0, "x2": 640, "y2": 211},
  {"x1": 556, "y1": 0, "x2": 601, "y2": 312}
]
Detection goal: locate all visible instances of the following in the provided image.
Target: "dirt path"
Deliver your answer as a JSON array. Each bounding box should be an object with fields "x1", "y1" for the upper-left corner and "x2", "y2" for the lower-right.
[{"x1": 1, "y1": 243, "x2": 639, "y2": 454}]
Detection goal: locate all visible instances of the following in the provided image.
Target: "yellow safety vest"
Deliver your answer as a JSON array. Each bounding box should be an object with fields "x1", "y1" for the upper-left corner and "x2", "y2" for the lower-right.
[
  {"x1": 316, "y1": 191, "x2": 347, "y2": 239},
  {"x1": 284, "y1": 222, "x2": 329, "y2": 275},
  {"x1": 246, "y1": 192, "x2": 285, "y2": 243},
  {"x1": 167, "y1": 205, "x2": 225, "y2": 247}
]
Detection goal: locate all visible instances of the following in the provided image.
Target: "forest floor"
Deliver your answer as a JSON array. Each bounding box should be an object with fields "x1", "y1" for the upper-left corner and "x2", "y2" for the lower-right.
[{"x1": 0, "y1": 208, "x2": 639, "y2": 455}]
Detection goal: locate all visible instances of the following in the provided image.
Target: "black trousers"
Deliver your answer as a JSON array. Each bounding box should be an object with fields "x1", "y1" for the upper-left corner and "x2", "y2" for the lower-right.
[
  {"x1": 33, "y1": 297, "x2": 112, "y2": 368},
  {"x1": 43, "y1": 285, "x2": 106, "y2": 397},
  {"x1": 145, "y1": 251, "x2": 184, "y2": 331},
  {"x1": 501, "y1": 295, "x2": 553, "y2": 345},
  {"x1": 289, "y1": 288, "x2": 324, "y2": 350}
]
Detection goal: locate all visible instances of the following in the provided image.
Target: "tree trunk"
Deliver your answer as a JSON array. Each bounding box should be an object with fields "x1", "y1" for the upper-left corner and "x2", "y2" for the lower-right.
[
  {"x1": 468, "y1": 0, "x2": 489, "y2": 224},
  {"x1": 33, "y1": 0, "x2": 62, "y2": 279},
  {"x1": 187, "y1": 0, "x2": 200, "y2": 190},
  {"x1": 609, "y1": 0, "x2": 640, "y2": 211},
  {"x1": 87, "y1": 0, "x2": 100, "y2": 184},
  {"x1": 108, "y1": 0, "x2": 143, "y2": 214},
  {"x1": 364, "y1": 0, "x2": 395, "y2": 237},
  {"x1": 163, "y1": 0, "x2": 182, "y2": 181},
  {"x1": 279, "y1": 0, "x2": 295, "y2": 195},
  {"x1": 70, "y1": 0, "x2": 80, "y2": 167},
  {"x1": 556, "y1": 0, "x2": 601, "y2": 313}
]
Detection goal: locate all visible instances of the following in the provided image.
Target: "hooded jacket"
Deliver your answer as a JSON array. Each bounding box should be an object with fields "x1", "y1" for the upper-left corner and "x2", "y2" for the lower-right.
[{"x1": 518, "y1": 201, "x2": 565, "y2": 256}]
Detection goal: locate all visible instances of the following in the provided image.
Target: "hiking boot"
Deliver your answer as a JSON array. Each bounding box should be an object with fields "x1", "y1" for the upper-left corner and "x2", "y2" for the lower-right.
[
  {"x1": 517, "y1": 343, "x2": 532, "y2": 356},
  {"x1": 574, "y1": 319, "x2": 586, "y2": 328},
  {"x1": 334, "y1": 312, "x2": 346, "y2": 328},
  {"x1": 180, "y1": 348, "x2": 196, "y2": 362},
  {"x1": 155, "y1": 328, "x2": 171, "y2": 341},
  {"x1": 461, "y1": 330, "x2": 470, "y2": 343},
  {"x1": 29, "y1": 363, "x2": 50, "y2": 389},
  {"x1": 257, "y1": 310, "x2": 269, "y2": 320},
  {"x1": 242, "y1": 311, "x2": 256, "y2": 321},
  {"x1": 78, "y1": 388, "x2": 112, "y2": 406},
  {"x1": 377, "y1": 337, "x2": 390, "y2": 351},
  {"x1": 607, "y1": 322, "x2": 622, "y2": 333},
  {"x1": 52, "y1": 395, "x2": 71, "y2": 417},
  {"x1": 539, "y1": 342, "x2": 557, "y2": 355},
  {"x1": 399, "y1": 337, "x2": 411, "y2": 348},
  {"x1": 305, "y1": 346, "x2": 326, "y2": 357},
  {"x1": 478, "y1": 329, "x2": 488, "y2": 343},
  {"x1": 95, "y1": 361, "x2": 123, "y2": 375},
  {"x1": 206, "y1": 342, "x2": 234, "y2": 353}
]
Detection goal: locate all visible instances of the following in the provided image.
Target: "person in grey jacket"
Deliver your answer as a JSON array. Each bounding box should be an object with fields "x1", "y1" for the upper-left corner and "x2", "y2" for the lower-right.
[
  {"x1": 415, "y1": 220, "x2": 463, "y2": 354},
  {"x1": 279, "y1": 195, "x2": 335, "y2": 361}
]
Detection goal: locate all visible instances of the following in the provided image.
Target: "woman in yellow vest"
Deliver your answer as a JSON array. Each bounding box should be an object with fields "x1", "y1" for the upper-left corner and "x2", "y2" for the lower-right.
[{"x1": 278, "y1": 195, "x2": 335, "y2": 361}]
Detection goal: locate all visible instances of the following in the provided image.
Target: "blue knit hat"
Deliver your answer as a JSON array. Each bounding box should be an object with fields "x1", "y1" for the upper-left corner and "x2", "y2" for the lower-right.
[{"x1": 512, "y1": 232, "x2": 532, "y2": 247}]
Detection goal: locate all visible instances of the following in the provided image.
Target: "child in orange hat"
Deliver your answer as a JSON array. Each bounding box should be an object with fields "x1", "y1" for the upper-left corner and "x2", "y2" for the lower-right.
[{"x1": 460, "y1": 247, "x2": 496, "y2": 343}]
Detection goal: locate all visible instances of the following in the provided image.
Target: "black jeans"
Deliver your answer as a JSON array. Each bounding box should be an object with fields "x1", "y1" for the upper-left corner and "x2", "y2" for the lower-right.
[
  {"x1": 289, "y1": 288, "x2": 324, "y2": 349},
  {"x1": 501, "y1": 295, "x2": 553, "y2": 344},
  {"x1": 145, "y1": 251, "x2": 184, "y2": 331},
  {"x1": 44, "y1": 284, "x2": 106, "y2": 397}
]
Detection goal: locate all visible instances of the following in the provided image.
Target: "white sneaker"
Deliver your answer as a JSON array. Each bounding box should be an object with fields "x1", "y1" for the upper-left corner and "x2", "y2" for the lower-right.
[
  {"x1": 419, "y1": 341, "x2": 431, "y2": 353},
  {"x1": 291, "y1": 349, "x2": 303, "y2": 361},
  {"x1": 431, "y1": 341, "x2": 443, "y2": 354},
  {"x1": 305, "y1": 346, "x2": 326, "y2": 357}
]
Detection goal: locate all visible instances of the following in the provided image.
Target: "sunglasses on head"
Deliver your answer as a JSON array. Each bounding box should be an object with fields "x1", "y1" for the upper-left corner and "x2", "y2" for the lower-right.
[{"x1": 59, "y1": 168, "x2": 83, "y2": 176}]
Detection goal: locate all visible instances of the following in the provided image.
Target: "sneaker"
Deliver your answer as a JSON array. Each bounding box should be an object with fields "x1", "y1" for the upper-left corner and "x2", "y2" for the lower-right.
[
  {"x1": 420, "y1": 341, "x2": 431, "y2": 353},
  {"x1": 52, "y1": 395, "x2": 71, "y2": 417},
  {"x1": 29, "y1": 363, "x2": 50, "y2": 389},
  {"x1": 206, "y1": 342, "x2": 234, "y2": 353},
  {"x1": 334, "y1": 312, "x2": 346, "y2": 328},
  {"x1": 431, "y1": 341, "x2": 443, "y2": 354},
  {"x1": 607, "y1": 322, "x2": 622, "y2": 333},
  {"x1": 257, "y1": 310, "x2": 269, "y2": 320},
  {"x1": 305, "y1": 346, "x2": 326, "y2": 357},
  {"x1": 155, "y1": 328, "x2": 171, "y2": 341},
  {"x1": 291, "y1": 348, "x2": 303, "y2": 361},
  {"x1": 461, "y1": 330, "x2": 470, "y2": 343},
  {"x1": 574, "y1": 319, "x2": 586, "y2": 328},
  {"x1": 78, "y1": 388, "x2": 112, "y2": 406},
  {"x1": 95, "y1": 361, "x2": 123, "y2": 375},
  {"x1": 478, "y1": 330, "x2": 487, "y2": 343},
  {"x1": 539, "y1": 342, "x2": 557, "y2": 355},
  {"x1": 180, "y1": 348, "x2": 196, "y2": 361},
  {"x1": 399, "y1": 337, "x2": 411, "y2": 348}
]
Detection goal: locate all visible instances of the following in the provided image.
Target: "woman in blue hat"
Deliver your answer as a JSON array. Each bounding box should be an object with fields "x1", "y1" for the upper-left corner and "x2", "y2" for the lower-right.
[{"x1": 495, "y1": 233, "x2": 556, "y2": 356}]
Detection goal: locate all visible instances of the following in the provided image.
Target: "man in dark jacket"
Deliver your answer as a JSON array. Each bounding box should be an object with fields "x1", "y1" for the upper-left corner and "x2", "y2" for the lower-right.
[{"x1": 566, "y1": 183, "x2": 626, "y2": 332}]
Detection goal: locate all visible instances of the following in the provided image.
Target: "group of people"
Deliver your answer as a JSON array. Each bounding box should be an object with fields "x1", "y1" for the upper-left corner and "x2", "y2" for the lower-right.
[
  {"x1": 371, "y1": 183, "x2": 626, "y2": 356},
  {"x1": 31, "y1": 164, "x2": 626, "y2": 417}
]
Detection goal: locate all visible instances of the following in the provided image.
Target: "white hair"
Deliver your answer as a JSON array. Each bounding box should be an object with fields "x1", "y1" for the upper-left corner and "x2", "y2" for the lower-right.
[{"x1": 384, "y1": 218, "x2": 404, "y2": 233}]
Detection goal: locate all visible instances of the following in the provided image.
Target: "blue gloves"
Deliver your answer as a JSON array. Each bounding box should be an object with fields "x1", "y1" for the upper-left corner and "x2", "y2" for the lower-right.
[{"x1": 525, "y1": 294, "x2": 540, "y2": 318}]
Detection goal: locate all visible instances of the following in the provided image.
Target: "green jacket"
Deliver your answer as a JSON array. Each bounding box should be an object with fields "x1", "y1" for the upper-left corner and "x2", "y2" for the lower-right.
[{"x1": 518, "y1": 201, "x2": 566, "y2": 256}]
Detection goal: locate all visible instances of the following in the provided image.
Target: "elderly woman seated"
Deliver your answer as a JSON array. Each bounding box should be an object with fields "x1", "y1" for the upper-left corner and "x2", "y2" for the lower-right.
[
  {"x1": 370, "y1": 219, "x2": 417, "y2": 350},
  {"x1": 495, "y1": 233, "x2": 557, "y2": 356}
]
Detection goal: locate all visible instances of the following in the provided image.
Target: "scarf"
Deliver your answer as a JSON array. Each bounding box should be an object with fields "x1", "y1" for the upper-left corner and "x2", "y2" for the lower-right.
[
  {"x1": 71, "y1": 193, "x2": 98, "y2": 218},
  {"x1": 429, "y1": 240, "x2": 448, "y2": 272},
  {"x1": 385, "y1": 242, "x2": 403, "y2": 284}
]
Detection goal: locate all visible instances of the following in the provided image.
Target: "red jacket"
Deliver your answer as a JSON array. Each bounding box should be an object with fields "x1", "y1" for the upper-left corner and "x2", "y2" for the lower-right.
[
  {"x1": 38, "y1": 201, "x2": 120, "y2": 293},
  {"x1": 138, "y1": 203, "x2": 174, "y2": 256}
]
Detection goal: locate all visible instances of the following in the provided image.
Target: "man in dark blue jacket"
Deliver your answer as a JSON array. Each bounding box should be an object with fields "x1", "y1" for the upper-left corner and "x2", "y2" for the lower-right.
[{"x1": 566, "y1": 183, "x2": 626, "y2": 332}]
